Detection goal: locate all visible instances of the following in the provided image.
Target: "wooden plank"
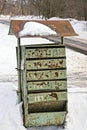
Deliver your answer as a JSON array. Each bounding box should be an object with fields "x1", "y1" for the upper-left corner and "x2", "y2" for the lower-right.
[
  {"x1": 28, "y1": 92, "x2": 67, "y2": 103},
  {"x1": 26, "y1": 58, "x2": 66, "y2": 70},
  {"x1": 25, "y1": 112, "x2": 67, "y2": 127},
  {"x1": 27, "y1": 80, "x2": 67, "y2": 91},
  {"x1": 26, "y1": 47, "x2": 65, "y2": 59},
  {"x1": 26, "y1": 69, "x2": 66, "y2": 81}
]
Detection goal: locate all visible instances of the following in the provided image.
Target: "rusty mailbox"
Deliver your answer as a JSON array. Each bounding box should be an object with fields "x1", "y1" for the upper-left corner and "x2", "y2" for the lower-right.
[{"x1": 9, "y1": 20, "x2": 77, "y2": 127}]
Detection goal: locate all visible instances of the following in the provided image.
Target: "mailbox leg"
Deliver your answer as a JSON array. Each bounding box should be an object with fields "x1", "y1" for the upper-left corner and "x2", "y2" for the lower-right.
[
  {"x1": 61, "y1": 36, "x2": 64, "y2": 44},
  {"x1": 17, "y1": 38, "x2": 22, "y2": 103}
]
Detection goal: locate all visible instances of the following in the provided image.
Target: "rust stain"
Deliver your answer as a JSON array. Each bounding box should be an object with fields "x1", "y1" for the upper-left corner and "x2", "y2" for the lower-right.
[
  {"x1": 46, "y1": 74, "x2": 49, "y2": 78},
  {"x1": 55, "y1": 72, "x2": 59, "y2": 77},
  {"x1": 48, "y1": 62, "x2": 61, "y2": 69},
  {"x1": 55, "y1": 83, "x2": 63, "y2": 90},
  {"x1": 59, "y1": 59, "x2": 63, "y2": 64},
  {"x1": 34, "y1": 62, "x2": 42, "y2": 68},
  {"x1": 49, "y1": 92, "x2": 58, "y2": 100},
  {"x1": 35, "y1": 82, "x2": 47, "y2": 86},
  {"x1": 55, "y1": 86, "x2": 59, "y2": 90},
  {"x1": 34, "y1": 72, "x2": 43, "y2": 80}
]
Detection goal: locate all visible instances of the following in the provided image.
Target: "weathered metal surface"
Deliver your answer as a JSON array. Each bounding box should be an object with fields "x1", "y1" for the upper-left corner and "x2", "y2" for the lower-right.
[
  {"x1": 17, "y1": 38, "x2": 22, "y2": 102},
  {"x1": 18, "y1": 43, "x2": 67, "y2": 127},
  {"x1": 26, "y1": 69, "x2": 66, "y2": 81},
  {"x1": 28, "y1": 92, "x2": 67, "y2": 103},
  {"x1": 26, "y1": 112, "x2": 66, "y2": 127},
  {"x1": 26, "y1": 58, "x2": 66, "y2": 70},
  {"x1": 27, "y1": 80, "x2": 67, "y2": 91},
  {"x1": 24, "y1": 43, "x2": 64, "y2": 48},
  {"x1": 28, "y1": 101, "x2": 66, "y2": 113},
  {"x1": 21, "y1": 68, "x2": 29, "y2": 127},
  {"x1": 26, "y1": 47, "x2": 65, "y2": 58},
  {"x1": 9, "y1": 20, "x2": 77, "y2": 37}
]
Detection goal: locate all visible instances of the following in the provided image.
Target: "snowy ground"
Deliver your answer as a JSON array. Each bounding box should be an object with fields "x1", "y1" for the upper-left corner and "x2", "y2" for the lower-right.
[{"x1": 0, "y1": 15, "x2": 87, "y2": 130}]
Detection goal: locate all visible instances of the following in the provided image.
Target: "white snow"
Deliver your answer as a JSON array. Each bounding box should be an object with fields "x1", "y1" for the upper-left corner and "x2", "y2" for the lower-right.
[
  {"x1": 19, "y1": 21, "x2": 57, "y2": 37},
  {"x1": 0, "y1": 15, "x2": 87, "y2": 130},
  {"x1": 11, "y1": 15, "x2": 45, "y2": 20},
  {"x1": 49, "y1": 17, "x2": 87, "y2": 40},
  {"x1": 70, "y1": 19, "x2": 87, "y2": 40},
  {"x1": 0, "y1": 15, "x2": 10, "y2": 20},
  {"x1": 65, "y1": 89, "x2": 87, "y2": 130},
  {"x1": 0, "y1": 82, "x2": 26, "y2": 130},
  {"x1": 0, "y1": 23, "x2": 17, "y2": 82},
  {"x1": 66, "y1": 48, "x2": 87, "y2": 74}
]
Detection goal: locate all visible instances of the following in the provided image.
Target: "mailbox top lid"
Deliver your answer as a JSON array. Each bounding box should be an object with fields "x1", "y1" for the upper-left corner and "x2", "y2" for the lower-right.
[{"x1": 9, "y1": 20, "x2": 77, "y2": 38}]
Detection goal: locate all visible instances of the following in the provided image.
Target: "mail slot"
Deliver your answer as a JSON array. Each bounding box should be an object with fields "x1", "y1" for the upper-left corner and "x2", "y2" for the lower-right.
[{"x1": 28, "y1": 101, "x2": 67, "y2": 113}]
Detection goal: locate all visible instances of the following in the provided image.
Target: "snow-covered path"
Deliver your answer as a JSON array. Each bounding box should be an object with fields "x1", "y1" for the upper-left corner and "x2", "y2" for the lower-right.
[
  {"x1": 0, "y1": 82, "x2": 26, "y2": 130},
  {"x1": 66, "y1": 87, "x2": 87, "y2": 130},
  {"x1": 0, "y1": 82, "x2": 87, "y2": 130}
]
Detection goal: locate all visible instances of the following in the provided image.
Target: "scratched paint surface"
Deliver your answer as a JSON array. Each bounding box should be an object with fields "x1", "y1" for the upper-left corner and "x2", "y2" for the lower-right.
[
  {"x1": 28, "y1": 92, "x2": 67, "y2": 103},
  {"x1": 27, "y1": 112, "x2": 66, "y2": 127},
  {"x1": 26, "y1": 48, "x2": 65, "y2": 58},
  {"x1": 20, "y1": 44, "x2": 67, "y2": 127},
  {"x1": 27, "y1": 80, "x2": 67, "y2": 91},
  {"x1": 26, "y1": 58, "x2": 66, "y2": 70},
  {"x1": 26, "y1": 69, "x2": 66, "y2": 81}
]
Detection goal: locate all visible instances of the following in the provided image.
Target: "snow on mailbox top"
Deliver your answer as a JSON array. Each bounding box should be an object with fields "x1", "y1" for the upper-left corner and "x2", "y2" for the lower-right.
[
  {"x1": 9, "y1": 20, "x2": 77, "y2": 38},
  {"x1": 19, "y1": 21, "x2": 57, "y2": 37}
]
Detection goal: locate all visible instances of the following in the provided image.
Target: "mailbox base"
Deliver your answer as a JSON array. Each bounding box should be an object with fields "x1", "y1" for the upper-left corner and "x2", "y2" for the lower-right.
[{"x1": 24, "y1": 112, "x2": 67, "y2": 127}]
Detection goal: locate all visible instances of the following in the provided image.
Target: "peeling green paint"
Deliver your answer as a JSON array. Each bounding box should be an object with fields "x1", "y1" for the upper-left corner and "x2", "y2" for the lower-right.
[{"x1": 18, "y1": 43, "x2": 67, "y2": 127}]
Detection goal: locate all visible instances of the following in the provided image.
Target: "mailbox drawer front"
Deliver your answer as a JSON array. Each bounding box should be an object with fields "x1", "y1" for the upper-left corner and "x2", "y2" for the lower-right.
[
  {"x1": 26, "y1": 58, "x2": 66, "y2": 70},
  {"x1": 27, "y1": 112, "x2": 66, "y2": 127},
  {"x1": 28, "y1": 92, "x2": 67, "y2": 103},
  {"x1": 26, "y1": 69, "x2": 66, "y2": 81},
  {"x1": 26, "y1": 47, "x2": 65, "y2": 59},
  {"x1": 27, "y1": 80, "x2": 67, "y2": 91}
]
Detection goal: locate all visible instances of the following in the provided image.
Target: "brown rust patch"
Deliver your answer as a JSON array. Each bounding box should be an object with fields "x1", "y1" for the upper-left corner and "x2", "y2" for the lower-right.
[
  {"x1": 59, "y1": 59, "x2": 63, "y2": 64},
  {"x1": 55, "y1": 72, "x2": 59, "y2": 77},
  {"x1": 49, "y1": 92, "x2": 58, "y2": 100}
]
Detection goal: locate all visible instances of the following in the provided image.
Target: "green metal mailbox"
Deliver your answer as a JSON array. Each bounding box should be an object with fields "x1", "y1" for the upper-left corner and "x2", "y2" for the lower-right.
[
  {"x1": 9, "y1": 20, "x2": 77, "y2": 127},
  {"x1": 21, "y1": 43, "x2": 67, "y2": 127}
]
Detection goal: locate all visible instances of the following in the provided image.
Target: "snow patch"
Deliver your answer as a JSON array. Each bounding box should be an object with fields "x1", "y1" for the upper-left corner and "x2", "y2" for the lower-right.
[
  {"x1": 19, "y1": 21, "x2": 57, "y2": 37},
  {"x1": 0, "y1": 82, "x2": 26, "y2": 130}
]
